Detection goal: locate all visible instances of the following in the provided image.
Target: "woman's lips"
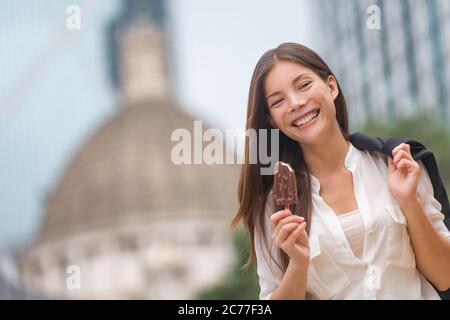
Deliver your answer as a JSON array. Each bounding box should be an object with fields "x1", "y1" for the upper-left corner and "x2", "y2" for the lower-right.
[
  {"x1": 300, "y1": 115, "x2": 317, "y2": 129},
  {"x1": 291, "y1": 109, "x2": 320, "y2": 129}
]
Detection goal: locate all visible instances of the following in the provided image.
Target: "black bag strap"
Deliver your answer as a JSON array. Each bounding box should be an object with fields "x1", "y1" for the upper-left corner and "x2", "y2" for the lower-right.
[
  {"x1": 350, "y1": 132, "x2": 450, "y2": 229},
  {"x1": 350, "y1": 132, "x2": 450, "y2": 300}
]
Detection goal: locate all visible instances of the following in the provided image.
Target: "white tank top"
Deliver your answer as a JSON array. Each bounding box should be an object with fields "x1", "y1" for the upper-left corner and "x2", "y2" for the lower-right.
[{"x1": 337, "y1": 209, "x2": 365, "y2": 259}]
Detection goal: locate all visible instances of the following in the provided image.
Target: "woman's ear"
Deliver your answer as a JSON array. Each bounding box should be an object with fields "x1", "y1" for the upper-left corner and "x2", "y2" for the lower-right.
[{"x1": 328, "y1": 75, "x2": 339, "y2": 101}]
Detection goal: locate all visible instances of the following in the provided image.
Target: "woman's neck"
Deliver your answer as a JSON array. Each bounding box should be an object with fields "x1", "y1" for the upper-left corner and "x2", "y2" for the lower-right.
[{"x1": 301, "y1": 133, "x2": 350, "y2": 180}]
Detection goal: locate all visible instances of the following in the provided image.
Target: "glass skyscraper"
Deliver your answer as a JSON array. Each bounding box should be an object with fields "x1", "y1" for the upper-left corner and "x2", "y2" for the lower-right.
[{"x1": 316, "y1": 0, "x2": 450, "y2": 126}]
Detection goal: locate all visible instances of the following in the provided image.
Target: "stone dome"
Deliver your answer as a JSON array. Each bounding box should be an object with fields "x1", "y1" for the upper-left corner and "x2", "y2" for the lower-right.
[{"x1": 39, "y1": 99, "x2": 241, "y2": 243}]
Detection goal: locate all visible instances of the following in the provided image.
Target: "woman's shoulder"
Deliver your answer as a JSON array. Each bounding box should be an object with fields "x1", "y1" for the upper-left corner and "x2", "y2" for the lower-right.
[
  {"x1": 357, "y1": 147, "x2": 392, "y2": 178},
  {"x1": 359, "y1": 145, "x2": 432, "y2": 189},
  {"x1": 352, "y1": 142, "x2": 389, "y2": 168},
  {"x1": 365, "y1": 148, "x2": 388, "y2": 163}
]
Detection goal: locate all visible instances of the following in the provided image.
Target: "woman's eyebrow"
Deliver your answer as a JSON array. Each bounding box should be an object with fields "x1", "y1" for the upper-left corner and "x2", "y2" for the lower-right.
[
  {"x1": 292, "y1": 72, "x2": 309, "y2": 85},
  {"x1": 266, "y1": 73, "x2": 309, "y2": 99}
]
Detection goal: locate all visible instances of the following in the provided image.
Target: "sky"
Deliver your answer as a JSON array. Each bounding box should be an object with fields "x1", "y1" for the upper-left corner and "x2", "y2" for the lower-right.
[
  {"x1": 167, "y1": 0, "x2": 318, "y2": 131},
  {"x1": 0, "y1": 0, "x2": 121, "y2": 249},
  {"x1": 0, "y1": 0, "x2": 318, "y2": 250}
]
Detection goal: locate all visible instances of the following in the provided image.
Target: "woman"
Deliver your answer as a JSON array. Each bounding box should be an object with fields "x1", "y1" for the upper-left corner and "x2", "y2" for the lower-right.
[{"x1": 230, "y1": 42, "x2": 450, "y2": 300}]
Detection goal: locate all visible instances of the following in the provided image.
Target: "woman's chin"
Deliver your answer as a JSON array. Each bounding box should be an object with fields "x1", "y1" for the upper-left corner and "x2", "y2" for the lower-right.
[{"x1": 291, "y1": 122, "x2": 324, "y2": 143}]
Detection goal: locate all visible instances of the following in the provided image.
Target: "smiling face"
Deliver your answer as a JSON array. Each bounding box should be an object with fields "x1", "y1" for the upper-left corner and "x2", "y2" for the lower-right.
[{"x1": 264, "y1": 60, "x2": 340, "y2": 146}]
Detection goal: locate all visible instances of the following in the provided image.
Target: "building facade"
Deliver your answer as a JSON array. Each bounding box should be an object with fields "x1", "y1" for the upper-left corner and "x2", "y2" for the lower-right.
[
  {"x1": 316, "y1": 0, "x2": 450, "y2": 127},
  {"x1": 18, "y1": 1, "x2": 240, "y2": 299}
]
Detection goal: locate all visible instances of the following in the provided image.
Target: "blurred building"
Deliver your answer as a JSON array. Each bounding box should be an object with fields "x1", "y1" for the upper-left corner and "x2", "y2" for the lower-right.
[
  {"x1": 316, "y1": 0, "x2": 450, "y2": 126},
  {"x1": 17, "y1": 1, "x2": 240, "y2": 299}
]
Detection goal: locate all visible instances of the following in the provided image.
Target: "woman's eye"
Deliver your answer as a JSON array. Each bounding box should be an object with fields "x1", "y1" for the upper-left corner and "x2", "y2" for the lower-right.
[
  {"x1": 298, "y1": 82, "x2": 312, "y2": 90},
  {"x1": 271, "y1": 99, "x2": 283, "y2": 108}
]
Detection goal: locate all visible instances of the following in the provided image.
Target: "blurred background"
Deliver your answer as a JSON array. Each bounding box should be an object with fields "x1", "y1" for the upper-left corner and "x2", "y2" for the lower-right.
[{"x1": 0, "y1": 0, "x2": 449, "y2": 299}]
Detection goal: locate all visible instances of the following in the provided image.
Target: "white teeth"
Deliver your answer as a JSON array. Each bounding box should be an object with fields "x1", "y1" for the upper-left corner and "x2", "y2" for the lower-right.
[{"x1": 295, "y1": 110, "x2": 319, "y2": 127}]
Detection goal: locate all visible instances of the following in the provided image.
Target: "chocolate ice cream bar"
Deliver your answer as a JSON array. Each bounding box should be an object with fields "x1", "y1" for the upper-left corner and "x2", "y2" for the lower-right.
[{"x1": 273, "y1": 161, "x2": 299, "y2": 209}]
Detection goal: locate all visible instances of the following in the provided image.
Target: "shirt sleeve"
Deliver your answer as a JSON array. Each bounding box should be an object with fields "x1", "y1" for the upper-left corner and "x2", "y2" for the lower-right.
[
  {"x1": 254, "y1": 192, "x2": 284, "y2": 300},
  {"x1": 416, "y1": 160, "x2": 450, "y2": 239}
]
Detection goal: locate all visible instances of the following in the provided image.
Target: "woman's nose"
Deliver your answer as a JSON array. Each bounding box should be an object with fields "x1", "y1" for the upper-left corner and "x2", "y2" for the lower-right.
[
  {"x1": 289, "y1": 103, "x2": 301, "y2": 113},
  {"x1": 288, "y1": 97, "x2": 306, "y2": 113}
]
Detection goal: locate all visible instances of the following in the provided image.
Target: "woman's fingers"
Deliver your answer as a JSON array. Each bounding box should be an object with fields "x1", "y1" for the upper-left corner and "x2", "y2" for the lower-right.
[
  {"x1": 392, "y1": 143, "x2": 415, "y2": 169},
  {"x1": 285, "y1": 222, "x2": 307, "y2": 245},
  {"x1": 295, "y1": 222, "x2": 309, "y2": 247},
  {"x1": 270, "y1": 209, "x2": 291, "y2": 225},
  {"x1": 273, "y1": 215, "x2": 304, "y2": 238},
  {"x1": 393, "y1": 149, "x2": 413, "y2": 166},
  {"x1": 281, "y1": 221, "x2": 307, "y2": 252},
  {"x1": 396, "y1": 158, "x2": 419, "y2": 172},
  {"x1": 274, "y1": 222, "x2": 300, "y2": 246},
  {"x1": 392, "y1": 143, "x2": 404, "y2": 156},
  {"x1": 271, "y1": 210, "x2": 307, "y2": 252},
  {"x1": 392, "y1": 143, "x2": 410, "y2": 158}
]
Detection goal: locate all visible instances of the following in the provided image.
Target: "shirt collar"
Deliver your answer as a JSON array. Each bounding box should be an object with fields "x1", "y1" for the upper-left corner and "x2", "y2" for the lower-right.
[{"x1": 309, "y1": 142, "x2": 361, "y2": 194}]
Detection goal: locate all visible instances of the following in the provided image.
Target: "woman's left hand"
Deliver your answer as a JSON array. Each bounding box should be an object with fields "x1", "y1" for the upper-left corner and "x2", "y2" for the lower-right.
[{"x1": 387, "y1": 143, "x2": 421, "y2": 202}]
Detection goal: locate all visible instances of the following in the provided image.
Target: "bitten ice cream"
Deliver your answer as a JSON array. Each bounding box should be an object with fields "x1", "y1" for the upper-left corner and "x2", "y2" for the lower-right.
[{"x1": 273, "y1": 161, "x2": 299, "y2": 210}]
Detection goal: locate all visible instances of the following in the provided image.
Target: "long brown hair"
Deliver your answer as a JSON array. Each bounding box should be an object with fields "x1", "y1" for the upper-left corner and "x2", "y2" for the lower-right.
[{"x1": 230, "y1": 42, "x2": 350, "y2": 273}]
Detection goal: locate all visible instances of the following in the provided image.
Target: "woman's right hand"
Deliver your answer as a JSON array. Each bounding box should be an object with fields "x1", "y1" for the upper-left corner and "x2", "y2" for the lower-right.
[{"x1": 271, "y1": 209, "x2": 310, "y2": 269}]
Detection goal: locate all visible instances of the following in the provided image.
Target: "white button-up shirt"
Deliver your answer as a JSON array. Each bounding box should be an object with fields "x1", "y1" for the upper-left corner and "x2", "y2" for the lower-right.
[{"x1": 255, "y1": 142, "x2": 450, "y2": 300}]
